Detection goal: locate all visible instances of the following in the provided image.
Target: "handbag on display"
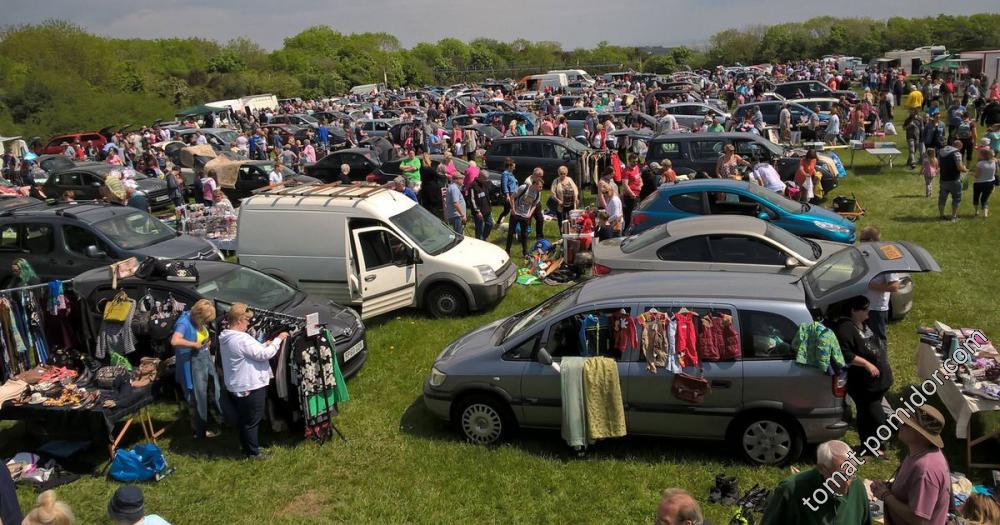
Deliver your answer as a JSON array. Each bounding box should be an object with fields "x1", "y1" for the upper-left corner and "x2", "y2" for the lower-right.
[
  {"x1": 110, "y1": 257, "x2": 140, "y2": 289},
  {"x1": 96, "y1": 365, "x2": 131, "y2": 390},
  {"x1": 671, "y1": 370, "x2": 711, "y2": 404},
  {"x1": 103, "y1": 290, "x2": 133, "y2": 323}
]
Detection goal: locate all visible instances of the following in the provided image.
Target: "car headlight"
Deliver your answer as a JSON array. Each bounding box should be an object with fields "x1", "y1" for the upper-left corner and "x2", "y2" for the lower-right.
[
  {"x1": 813, "y1": 220, "x2": 850, "y2": 233},
  {"x1": 490, "y1": 179, "x2": 500, "y2": 186},
  {"x1": 429, "y1": 367, "x2": 447, "y2": 387},
  {"x1": 476, "y1": 264, "x2": 497, "y2": 281}
]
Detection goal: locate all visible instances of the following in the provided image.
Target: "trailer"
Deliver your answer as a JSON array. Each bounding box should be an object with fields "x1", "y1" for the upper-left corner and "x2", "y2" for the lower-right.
[
  {"x1": 959, "y1": 50, "x2": 1000, "y2": 86},
  {"x1": 881, "y1": 46, "x2": 948, "y2": 76}
]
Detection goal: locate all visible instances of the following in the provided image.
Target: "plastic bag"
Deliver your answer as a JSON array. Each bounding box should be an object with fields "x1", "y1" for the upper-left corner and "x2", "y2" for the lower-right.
[{"x1": 110, "y1": 443, "x2": 167, "y2": 482}]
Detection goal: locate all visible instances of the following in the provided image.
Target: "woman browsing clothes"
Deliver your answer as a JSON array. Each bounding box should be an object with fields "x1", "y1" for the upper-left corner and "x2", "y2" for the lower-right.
[{"x1": 170, "y1": 299, "x2": 223, "y2": 440}]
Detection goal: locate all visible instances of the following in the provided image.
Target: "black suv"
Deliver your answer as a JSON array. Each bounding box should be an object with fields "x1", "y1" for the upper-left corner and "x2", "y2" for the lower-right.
[
  {"x1": 774, "y1": 81, "x2": 858, "y2": 103},
  {"x1": 645, "y1": 132, "x2": 837, "y2": 193},
  {"x1": 0, "y1": 198, "x2": 219, "y2": 282},
  {"x1": 43, "y1": 164, "x2": 172, "y2": 210},
  {"x1": 484, "y1": 136, "x2": 593, "y2": 185}
]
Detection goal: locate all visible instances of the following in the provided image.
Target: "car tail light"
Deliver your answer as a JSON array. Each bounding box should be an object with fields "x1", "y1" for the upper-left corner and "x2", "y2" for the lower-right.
[
  {"x1": 832, "y1": 374, "x2": 847, "y2": 398},
  {"x1": 630, "y1": 213, "x2": 647, "y2": 227},
  {"x1": 593, "y1": 264, "x2": 612, "y2": 276}
]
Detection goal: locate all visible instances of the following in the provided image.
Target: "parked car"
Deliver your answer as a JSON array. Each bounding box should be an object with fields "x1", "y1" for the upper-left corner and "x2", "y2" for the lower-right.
[
  {"x1": 773, "y1": 81, "x2": 858, "y2": 103},
  {"x1": 732, "y1": 101, "x2": 829, "y2": 129},
  {"x1": 484, "y1": 136, "x2": 593, "y2": 185},
  {"x1": 0, "y1": 199, "x2": 220, "y2": 282},
  {"x1": 561, "y1": 109, "x2": 659, "y2": 138},
  {"x1": 789, "y1": 98, "x2": 842, "y2": 116},
  {"x1": 379, "y1": 155, "x2": 503, "y2": 204},
  {"x1": 71, "y1": 260, "x2": 367, "y2": 378},
  {"x1": 237, "y1": 183, "x2": 515, "y2": 319},
  {"x1": 217, "y1": 160, "x2": 317, "y2": 205},
  {"x1": 644, "y1": 132, "x2": 838, "y2": 193},
  {"x1": 443, "y1": 114, "x2": 488, "y2": 130},
  {"x1": 660, "y1": 103, "x2": 732, "y2": 130},
  {"x1": 423, "y1": 243, "x2": 939, "y2": 464},
  {"x1": 356, "y1": 118, "x2": 398, "y2": 138},
  {"x1": 42, "y1": 165, "x2": 172, "y2": 210},
  {"x1": 32, "y1": 130, "x2": 109, "y2": 155},
  {"x1": 483, "y1": 111, "x2": 537, "y2": 133},
  {"x1": 270, "y1": 113, "x2": 321, "y2": 129},
  {"x1": 32, "y1": 155, "x2": 101, "y2": 185},
  {"x1": 305, "y1": 148, "x2": 387, "y2": 184},
  {"x1": 595, "y1": 215, "x2": 917, "y2": 319},
  {"x1": 627, "y1": 179, "x2": 856, "y2": 243},
  {"x1": 170, "y1": 128, "x2": 240, "y2": 151}
]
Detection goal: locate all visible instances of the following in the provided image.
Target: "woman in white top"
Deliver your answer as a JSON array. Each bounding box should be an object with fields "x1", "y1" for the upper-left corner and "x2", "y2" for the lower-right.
[{"x1": 972, "y1": 148, "x2": 997, "y2": 217}]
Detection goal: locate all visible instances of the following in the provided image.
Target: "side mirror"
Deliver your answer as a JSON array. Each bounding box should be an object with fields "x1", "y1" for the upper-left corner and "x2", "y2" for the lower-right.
[
  {"x1": 91, "y1": 181, "x2": 103, "y2": 188},
  {"x1": 86, "y1": 245, "x2": 107, "y2": 258},
  {"x1": 757, "y1": 212, "x2": 771, "y2": 221},
  {"x1": 785, "y1": 256, "x2": 800, "y2": 268},
  {"x1": 537, "y1": 347, "x2": 553, "y2": 366},
  {"x1": 408, "y1": 246, "x2": 421, "y2": 265}
]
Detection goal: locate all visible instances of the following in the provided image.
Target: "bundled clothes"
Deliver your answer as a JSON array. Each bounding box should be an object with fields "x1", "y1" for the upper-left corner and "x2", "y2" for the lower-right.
[
  {"x1": 792, "y1": 321, "x2": 845, "y2": 375},
  {"x1": 560, "y1": 356, "x2": 626, "y2": 448}
]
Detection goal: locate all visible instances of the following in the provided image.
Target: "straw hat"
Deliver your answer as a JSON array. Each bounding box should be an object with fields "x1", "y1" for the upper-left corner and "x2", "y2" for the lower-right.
[{"x1": 899, "y1": 405, "x2": 945, "y2": 448}]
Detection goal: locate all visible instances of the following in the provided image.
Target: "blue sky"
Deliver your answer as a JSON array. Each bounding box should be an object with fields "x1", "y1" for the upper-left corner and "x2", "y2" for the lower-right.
[{"x1": 3, "y1": 0, "x2": 998, "y2": 49}]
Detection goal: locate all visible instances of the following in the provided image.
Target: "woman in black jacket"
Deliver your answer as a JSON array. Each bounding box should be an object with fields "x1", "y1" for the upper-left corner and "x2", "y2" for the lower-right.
[{"x1": 834, "y1": 295, "x2": 894, "y2": 453}]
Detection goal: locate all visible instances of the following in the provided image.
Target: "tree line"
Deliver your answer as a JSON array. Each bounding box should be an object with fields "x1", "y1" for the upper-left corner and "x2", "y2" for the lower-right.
[{"x1": 1, "y1": 13, "x2": 999, "y2": 140}]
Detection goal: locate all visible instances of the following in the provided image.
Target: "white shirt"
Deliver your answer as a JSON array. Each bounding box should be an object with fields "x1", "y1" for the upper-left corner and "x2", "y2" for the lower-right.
[
  {"x1": 219, "y1": 329, "x2": 283, "y2": 393},
  {"x1": 606, "y1": 195, "x2": 623, "y2": 222},
  {"x1": 268, "y1": 170, "x2": 284, "y2": 185},
  {"x1": 866, "y1": 273, "x2": 900, "y2": 312},
  {"x1": 752, "y1": 163, "x2": 785, "y2": 192}
]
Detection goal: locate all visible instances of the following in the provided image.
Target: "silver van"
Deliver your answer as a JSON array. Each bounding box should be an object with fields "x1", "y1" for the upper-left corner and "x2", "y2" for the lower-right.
[{"x1": 423, "y1": 243, "x2": 939, "y2": 465}]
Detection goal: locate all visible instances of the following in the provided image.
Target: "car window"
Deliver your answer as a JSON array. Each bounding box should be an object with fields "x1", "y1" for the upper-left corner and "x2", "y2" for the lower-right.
[
  {"x1": 552, "y1": 144, "x2": 569, "y2": 159},
  {"x1": 504, "y1": 333, "x2": 540, "y2": 361},
  {"x1": 707, "y1": 192, "x2": 762, "y2": 217},
  {"x1": 734, "y1": 140, "x2": 769, "y2": 159},
  {"x1": 669, "y1": 192, "x2": 704, "y2": 214},
  {"x1": 654, "y1": 142, "x2": 682, "y2": 160},
  {"x1": 238, "y1": 166, "x2": 259, "y2": 181},
  {"x1": 22, "y1": 224, "x2": 54, "y2": 254},
  {"x1": 490, "y1": 142, "x2": 512, "y2": 156},
  {"x1": 63, "y1": 225, "x2": 111, "y2": 256},
  {"x1": 60, "y1": 172, "x2": 83, "y2": 186},
  {"x1": 690, "y1": 140, "x2": 725, "y2": 161},
  {"x1": 565, "y1": 110, "x2": 588, "y2": 121},
  {"x1": 83, "y1": 173, "x2": 103, "y2": 185},
  {"x1": 546, "y1": 307, "x2": 632, "y2": 359},
  {"x1": 0, "y1": 224, "x2": 19, "y2": 251},
  {"x1": 510, "y1": 141, "x2": 542, "y2": 157},
  {"x1": 357, "y1": 229, "x2": 408, "y2": 269},
  {"x1": 739, "y1": 310, "x2": 797, "y2": 359},
  {"x1": 656, "y1": 236, "x2": 711, "y2": 261},
  {"x1": 707, "y1": 235, "x2": 786, "y2": 265}
]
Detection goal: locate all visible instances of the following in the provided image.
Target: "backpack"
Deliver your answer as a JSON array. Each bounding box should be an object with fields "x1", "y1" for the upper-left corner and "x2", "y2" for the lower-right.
[{"x1": 956, "y1": 122, "x2": 972, "y2": 140}]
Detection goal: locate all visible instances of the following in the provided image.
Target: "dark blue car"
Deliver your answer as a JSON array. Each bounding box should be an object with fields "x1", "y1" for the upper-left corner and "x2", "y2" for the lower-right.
[{"x1": 628, "y1": 179, "x2": 856, "y2": 243}]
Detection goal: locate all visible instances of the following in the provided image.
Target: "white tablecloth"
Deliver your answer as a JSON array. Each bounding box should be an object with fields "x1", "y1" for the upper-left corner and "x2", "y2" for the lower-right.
[{"x1": 915, "y1": 342, "x2": 1000, "y2": 439}]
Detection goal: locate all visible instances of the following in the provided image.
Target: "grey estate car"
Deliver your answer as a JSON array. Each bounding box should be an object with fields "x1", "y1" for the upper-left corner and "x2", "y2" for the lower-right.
[{"x1": 424, "y1": 246, "x2": 939, "y2": 465}]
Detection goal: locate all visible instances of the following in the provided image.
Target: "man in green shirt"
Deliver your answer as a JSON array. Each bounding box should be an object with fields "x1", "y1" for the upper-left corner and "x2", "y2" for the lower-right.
[
  {"x1": 760, "y1": 440, "x2": 871, "y2": 525},
  {"x1": 399, "y1": 148, "x2": 422, "y2": 188}
]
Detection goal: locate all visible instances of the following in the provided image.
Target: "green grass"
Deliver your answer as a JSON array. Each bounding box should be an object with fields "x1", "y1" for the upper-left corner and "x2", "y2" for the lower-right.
[{"x1": 5, "y1": 115, "x2": 1000, "y2": 524}]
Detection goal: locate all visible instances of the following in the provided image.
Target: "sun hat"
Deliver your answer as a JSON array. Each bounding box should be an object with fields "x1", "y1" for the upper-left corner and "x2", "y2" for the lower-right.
[
  {"x1": 108, "y1": 485, "x2": 145, "y2": 522},
  {"x1": 899, "y1": 405, "x2": 945, "y2": 448}
]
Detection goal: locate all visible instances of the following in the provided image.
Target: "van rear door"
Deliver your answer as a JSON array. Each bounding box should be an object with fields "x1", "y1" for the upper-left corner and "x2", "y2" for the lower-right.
[{"x1": 350, "y1": 226, "x2": 417, "y2": 318}]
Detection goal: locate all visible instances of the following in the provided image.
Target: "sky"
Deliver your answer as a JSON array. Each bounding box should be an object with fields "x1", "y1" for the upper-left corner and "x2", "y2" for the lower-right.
[{"x1": 3, "y1": 0, "x2": 998, "y2": 50}]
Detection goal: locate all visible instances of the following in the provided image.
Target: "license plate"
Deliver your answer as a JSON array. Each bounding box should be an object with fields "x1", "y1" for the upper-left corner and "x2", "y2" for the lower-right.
[
  {"x1": 155, "y1": 195, "x2": 169, "y2": 202},
  {"x1": 505, "y1": 272, "x2": 515, "y2": 288},
  {"x1": 343, "y1": 340, "x2": 364, "y2": 362}
]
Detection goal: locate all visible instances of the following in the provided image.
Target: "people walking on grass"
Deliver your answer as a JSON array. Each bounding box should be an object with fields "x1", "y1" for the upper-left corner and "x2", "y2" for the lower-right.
[
  {"x1": 505, "y1": 177, "x2": 542, "y2": 256},
  {"x1": 973, "y1": 148, "x2": 997, "y2": 218},
  {"x1": 921, "y1": 148, "x2": 938, "y2": 197},
  {"x1": 938, "y1": 140, "x2": 967, "y2": 221}
]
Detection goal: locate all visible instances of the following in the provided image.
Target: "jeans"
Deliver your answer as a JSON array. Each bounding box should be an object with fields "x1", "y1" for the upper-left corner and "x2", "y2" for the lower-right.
[
  {"x1": 973, "y1": 181, "x2": 995, "y2": 209},
  {"x1": 506, "y1": 215, "x2": 530, "y2": 255},
  {"x1": 183, "y1": 349, "x2": 223, "y2": 438},
  {"x1": 906, "y1": 138, "x2": 924, "y2": 167},
  {"x1": 939, "y1": 180, "x2": 962, "y2": 210},
  {"x1": 232, "y1": 386, "x2": 267, "y2": 457},
  {"x1": 473, "y1": 211, "x2": 494, "y2": 240},
  {"x1": 850, "y1": 389, "x2": 890, "y2": 446},
  {"x1": 867, "y1": 309, "x2": 889, "y2": 345},
  {"x1": 448, "y1": 216, "x2": 464, "y2": 233}
]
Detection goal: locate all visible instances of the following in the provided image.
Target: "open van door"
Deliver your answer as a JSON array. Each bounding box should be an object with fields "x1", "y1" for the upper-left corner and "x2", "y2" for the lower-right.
[
  {"x1": 802, "y1": 241, "x2": 940, "y2": 313},
  {"x1": 350, "y1": 226, "x2": 417, "y2": 318}
]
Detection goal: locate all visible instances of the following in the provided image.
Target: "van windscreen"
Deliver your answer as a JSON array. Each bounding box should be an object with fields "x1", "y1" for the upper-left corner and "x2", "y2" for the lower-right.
[{"x1": 390, "y1": 205, "x2": 459, "y2": 256}]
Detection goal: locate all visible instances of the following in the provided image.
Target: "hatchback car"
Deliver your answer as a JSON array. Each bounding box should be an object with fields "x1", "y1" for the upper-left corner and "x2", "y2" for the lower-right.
[
  {"x1": 42, "y1": 165, "x2": 172, "y2": 210},
  {"x1": 732, "y1": 101, "x2": 828, "y2": 129},
  {"x1": 484, "y1": 136, "x2": 592, "y2": 185},
  {"x1": 660, "y1": 103, "x2": 732, "y2": 130},
  {"x1": 627, "y1": 179, "x2": 856, "y2": 243},
  {"x1": 424, "y1": 245, "x2": 939, "y2": 464}
]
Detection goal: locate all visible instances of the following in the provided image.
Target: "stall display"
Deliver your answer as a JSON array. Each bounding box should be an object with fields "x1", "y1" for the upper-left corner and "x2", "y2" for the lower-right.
[
  {"x1": 175, "y1": 203, "x2": 237, "y2": 251},
  {"x1": 914, "y1": 322, "x2": 1000, "y2": 469}
]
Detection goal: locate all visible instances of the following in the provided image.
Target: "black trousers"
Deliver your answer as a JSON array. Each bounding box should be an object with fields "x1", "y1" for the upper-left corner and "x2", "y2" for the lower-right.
[
  {"x1": 496, "y1": 199, "x2": 512, "y2": 225},
  {"x1": 532, "y1": 205, "x2": 544, "y2": 240},
  {"x1": 506, "y1": 215, "x2": 530, "y2": 255},
  {"x1": 850, "y1": 388, "x2": 888, "y2": 446},
  {"x1": 622, "y1": 195, "x2": 638, "y2": 232},
  {"x1": 232, "y1": 386, "x2": 267, "y2": 457}
]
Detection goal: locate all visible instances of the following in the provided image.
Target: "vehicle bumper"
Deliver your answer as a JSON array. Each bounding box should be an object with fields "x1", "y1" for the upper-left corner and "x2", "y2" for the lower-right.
[
  {"x1": 469, "y1": 261, "x2": 516, "y2": 310},
  {"x1": 800, "y1": 416, "x2": 849, "y2": 443},
  {"x1": 423, "y1": 379, "x2": 452, "y2": 422}
]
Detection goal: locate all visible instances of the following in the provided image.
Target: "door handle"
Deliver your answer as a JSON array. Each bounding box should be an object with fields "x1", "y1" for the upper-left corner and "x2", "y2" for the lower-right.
[
  {"x1": 711, "y1": 380, "x2": 732, "y2": 389},
  {"x1": 525, "y1": 397, "x2": 539, "y2": 405},
  {"x1": 364, "y1": 275, "x2": 376, "y2": 282}
]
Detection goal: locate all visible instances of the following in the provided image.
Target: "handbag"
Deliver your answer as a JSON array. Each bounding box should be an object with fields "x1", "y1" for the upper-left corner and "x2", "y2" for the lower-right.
[
  {"x1": 110, "y1": 257, "x2": 140, "y2": 289},
  {"x1": 96, "y1": 365, "x2": 131, "y2": 389},
  {"x1": 671, "y1": 370, "x2": 711, "y2": 404},
  {"x1": 103, "y1": 290, "x2": 133, "y2": 323}
]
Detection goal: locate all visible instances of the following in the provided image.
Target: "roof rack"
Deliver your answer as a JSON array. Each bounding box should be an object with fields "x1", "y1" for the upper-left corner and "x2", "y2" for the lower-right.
[{"x1": 256, "y1": 182, "x2": 387, "y2": 200}]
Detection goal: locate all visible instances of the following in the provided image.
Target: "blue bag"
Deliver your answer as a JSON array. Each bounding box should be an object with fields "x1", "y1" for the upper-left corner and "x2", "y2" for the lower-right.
[
  {"x1": 110, "y1": 443, "x2": 167, "y2": 482},
  {"x1": 827, "y1": 151, "x2": 848, "y2": 178}
]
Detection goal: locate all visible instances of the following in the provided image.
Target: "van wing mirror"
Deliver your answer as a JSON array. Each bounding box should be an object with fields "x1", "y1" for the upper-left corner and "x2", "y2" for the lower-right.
[
  {"x1": 536, "y1": 347, "x2": 553, "y2": 366},
  {"x1": 86, "y1": 245, "x2": 107, "y2": 258},
  {"x1": 785, "y1": 256, "x2": 800, "y2": 268},
  {"x1": 408, "y1": 246, "x2": 421, "y2": 265},
  {"x1": 757, "y1": 211, "x2": 771, "y2": 221}
]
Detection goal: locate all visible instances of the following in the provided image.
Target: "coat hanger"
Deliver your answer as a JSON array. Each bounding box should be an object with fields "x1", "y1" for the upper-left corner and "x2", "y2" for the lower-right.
[{"x1": 677, "y1": 306, "x2": 690, "y2": 315}]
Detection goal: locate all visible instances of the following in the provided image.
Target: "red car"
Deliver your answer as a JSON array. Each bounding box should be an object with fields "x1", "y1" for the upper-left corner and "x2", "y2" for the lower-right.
[{"x1": 34, "y1": 130, "x2": 109, "y2": 155}]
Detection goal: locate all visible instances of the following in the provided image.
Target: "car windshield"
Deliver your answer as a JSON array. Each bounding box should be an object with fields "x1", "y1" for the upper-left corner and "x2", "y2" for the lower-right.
[
  {"x1": 216, "y1": 130, "x2": 238, "y2": 144},
  {"x1": 299, "y1": 114, "x2": 319, "y2": 124},
  {"x1": 765, "y1": 223, "x2": 819, "y2": 261},
  {"x1": 93, "y1": 211, "x2": 176, "y2": 250},
  {"x1": 620, "y1": 224, "x2": 670, "y2": 254},
  {"x1": 562, "y1": 139, "x2": 589, "y2": 154},
  {"x1": 390, "y1": 205, "x2": 459, "y2": 256},
  {"x1": 504, "y1": 286, "x2": 581, "y2": 342},
  {"x1": 196, "y1": 266, "x2": 298, "y2": 310},
  {"x1": 257, "y1": 162, "x2": 296, "y2": 177},
  {"x1": 804, "y1": 247, "x2": 866, "y2": 297},
  {"x1": 748, "y1": 182, "x2": 804, "y2": 214}
]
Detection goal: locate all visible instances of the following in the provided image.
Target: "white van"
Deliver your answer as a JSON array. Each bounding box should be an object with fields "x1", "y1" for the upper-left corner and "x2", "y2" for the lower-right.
[
  {"x1": 523, "y1": 73, "x2": 568, "y2": 93},
  {"x1": 547, "y1": 69, "x2": 595, "y2": 86},
  {"x1": 236, "y1": 184, "x2": 516, "y2": 319}
]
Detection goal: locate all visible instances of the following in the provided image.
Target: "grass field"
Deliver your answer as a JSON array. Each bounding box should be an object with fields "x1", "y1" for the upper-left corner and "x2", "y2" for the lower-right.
[{"x1": 5, "y1": 115, "x2": 1000, "y2": 524}]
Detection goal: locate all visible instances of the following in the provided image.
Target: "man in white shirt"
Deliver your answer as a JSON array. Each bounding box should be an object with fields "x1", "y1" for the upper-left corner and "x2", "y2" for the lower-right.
[
  {"x1": 860, "y1": 226, "x2": 900, "y2": 345},
  {"x1": 268, "y1": 161, "x2": 285, "y2": 187},
  {"x1": 219, "y1": 303, "x2": 288, "y2": 459}
]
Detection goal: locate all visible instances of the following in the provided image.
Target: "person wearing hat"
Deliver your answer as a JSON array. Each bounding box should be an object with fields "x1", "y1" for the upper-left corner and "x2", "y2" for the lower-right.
[
  {"x1": 219, "y1": 303, "x2": 288, "y2": 459},
  {"x1": 445, "y1": 170, "x2": 466, "y2": 233},
  {"x1": 61, "y1": 142, "x2": 74, "y2": 159},
  {"x1": 108, "y1": 485, "x2": 171, "y2": 525},
  {"x1": 871, "y1": 405, "x2": 951, "y2": 525}
]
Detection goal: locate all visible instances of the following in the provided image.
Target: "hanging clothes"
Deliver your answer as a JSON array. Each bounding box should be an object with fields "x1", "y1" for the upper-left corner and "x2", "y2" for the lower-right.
[
  {"x1": 47, "y1": 281, "x2": 68, "y2": 315},
  {"x1": 697, "y1": 315, "x2": 721, "y2": 362},
  {"x1": 95, "y1": 298, "x2": 136, "y2": 359},
  {"x1": 559, "y1": 356, "x2": 587, "y2": 449},
  {"x1": 673, "y1": 311, "x2": 699, "y2": 368},
  {"x1": 792, "y1": 322, "x2": 845, "y2": 375},
  {"x1": 610, "y1": 310, "x2": 637, "y2": 354},
  {"x1": 578, "y1": 314, "x2": 600, "y2": 357},
  {"x1": 716, "y1": 313, "x2": 742, "y2": 361},
  {"x1": 582, "y1": 356, "x2": 626, "y2": 441},
  {"x1": 637, "y1": 311, "x2": 669, "y2": 373}
]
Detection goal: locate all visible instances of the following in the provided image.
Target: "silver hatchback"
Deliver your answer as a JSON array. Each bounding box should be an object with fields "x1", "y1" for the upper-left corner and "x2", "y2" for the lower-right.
[{"x1": 424, "y1": 243, "x2": 939, "y2": 465}]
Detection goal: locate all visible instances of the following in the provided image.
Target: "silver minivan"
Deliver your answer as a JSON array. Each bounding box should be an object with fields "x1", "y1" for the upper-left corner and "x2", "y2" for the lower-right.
[{"x1": 423, "y1": 243, "x2": 939, "y2": 465}]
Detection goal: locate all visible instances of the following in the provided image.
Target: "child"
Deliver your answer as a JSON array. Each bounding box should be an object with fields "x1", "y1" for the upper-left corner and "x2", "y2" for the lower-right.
[
  {"x1": 594, "y1": 210, "x2": 615, "y2": 241},
  {"x1": 921, "y1": 148, "x2": 939, "y2": 197}
]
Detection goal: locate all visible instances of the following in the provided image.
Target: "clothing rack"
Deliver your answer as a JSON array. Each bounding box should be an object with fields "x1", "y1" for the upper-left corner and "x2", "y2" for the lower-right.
[{"x1": 0, "y1": 279, "x2": 72, "y2": 294}]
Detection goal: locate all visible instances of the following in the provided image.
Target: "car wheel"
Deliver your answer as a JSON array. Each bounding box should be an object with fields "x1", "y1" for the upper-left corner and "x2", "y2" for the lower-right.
[
  {"x1": 730, "y1": 413, "x2": 803, "y2": 466},
  {"x1": 455, "y1": 395, "x2": 512, "y2": 445},
  {"x1": 426, "y1": 284, "x2": 468, "y2": 318}
]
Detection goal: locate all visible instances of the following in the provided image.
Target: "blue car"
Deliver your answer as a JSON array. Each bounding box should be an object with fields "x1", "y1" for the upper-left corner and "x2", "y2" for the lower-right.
[{"x1": 628, "y1": 180, "x2": 856, "y2": 243}]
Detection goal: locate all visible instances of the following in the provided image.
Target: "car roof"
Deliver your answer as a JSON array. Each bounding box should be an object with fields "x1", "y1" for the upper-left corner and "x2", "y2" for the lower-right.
[
  {"x1": 490, "y1": 135, "x2": 572, "y2": 144},
  {"x1": 577, "y1": 271, "x2": 804, "y2": 304},
  {"x1": 73, "y1": 260, "x2": 238, "y2": 294},
  {"x1": 651, "y1": 131, "x2": 764, "y2": 141},
  {"x1": 665, "y1": 215, "x2": 767, "y2": 237},
  {"x1": 657, "y1": 179, "x2": 751, "y2": 192},
  {"x1": 0, "y1": 200, "x2": 143, "y2": 222}
]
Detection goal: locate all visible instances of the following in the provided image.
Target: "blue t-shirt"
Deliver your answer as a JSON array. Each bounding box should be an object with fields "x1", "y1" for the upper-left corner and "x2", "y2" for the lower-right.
[
  {"x1": 501, "y1": 170, "x2": 518, "y2": 195},
  {"x1": 317, "y1": 126, "x2": 330, "y2": 142},
  {"x1": 445, "y1": 183, "x2": 465, "y2": 219},
  {"x1": 172, "y1": 312, "x2": 198, "y2": 390},
  {"x1": 402, "y1": 187, "x2": 418, "y2": 202}
]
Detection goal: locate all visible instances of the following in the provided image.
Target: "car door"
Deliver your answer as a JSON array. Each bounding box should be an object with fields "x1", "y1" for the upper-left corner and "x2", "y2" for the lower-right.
[
  {"x1": 653, "y1": 236, "x2": 712, "y2": 271},
  {"x1": 705, "y1": 234, "x2": 789, "y2": 273},
  {"x1": 349, "y1": 226, "x2": 416, "y2": 318},
  {"x1": 234, "y1": 165, "x2": 268, "y2": 202},
  {"x1": 79, "y1": 172, "x2": 105, "y2": 200},
  {"x1": 626, "y1": 303, "x2": 743, "y2": 439},
  {"x1": 688, "y1": 139, "x2": 725, "y2": 173},
  {"x1": 10, "y1": 223, "x2": 63, "y2": 280},
  {"x1": 519, "y1": 303, "x2": 634, "y2": 429},
  {"x1": 60, "y1": 224, "x2": 114, "y2": 274}
]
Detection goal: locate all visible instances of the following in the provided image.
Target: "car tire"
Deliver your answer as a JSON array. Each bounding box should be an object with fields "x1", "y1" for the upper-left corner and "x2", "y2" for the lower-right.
[
  {"x1": 729, "y1": 412, "x2": 804, "y2": 466},
  {"x1": 453, "y1": 394, "x2": 513, "y2": 446},
  {"x1": 426, "y1": 284, "x2": 468, "y2": 318}
]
